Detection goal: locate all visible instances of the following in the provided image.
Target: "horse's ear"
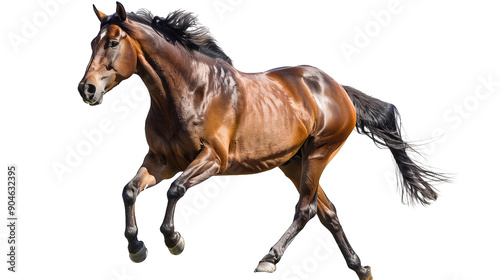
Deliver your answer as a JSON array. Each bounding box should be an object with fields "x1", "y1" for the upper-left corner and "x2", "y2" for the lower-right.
[
  {"x1": 93, "y1": 4, "x2": 107, "y2": 22},
  {"x1": 116, "y1": 2, "x2": 127, "y2": 21}
]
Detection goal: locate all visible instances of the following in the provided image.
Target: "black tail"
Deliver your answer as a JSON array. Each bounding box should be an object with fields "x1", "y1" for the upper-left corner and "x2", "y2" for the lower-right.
[{"x1": 343, "y1": 85, "x2": 450, "y2": 205}]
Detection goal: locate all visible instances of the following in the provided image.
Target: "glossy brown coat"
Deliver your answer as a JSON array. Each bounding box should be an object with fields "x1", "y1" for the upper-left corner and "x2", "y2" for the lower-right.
[
  {"x1": 77, "y1": 4, "x2": 368, "y2": 279},
  {"x1": 78, "y1": 4, "x2": 448, "y2": 280}
]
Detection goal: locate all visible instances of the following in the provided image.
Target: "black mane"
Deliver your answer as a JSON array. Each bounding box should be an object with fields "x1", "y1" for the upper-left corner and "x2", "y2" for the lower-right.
[{"x1": 105, "y1": 9, "x2": 233, "y2": 65}]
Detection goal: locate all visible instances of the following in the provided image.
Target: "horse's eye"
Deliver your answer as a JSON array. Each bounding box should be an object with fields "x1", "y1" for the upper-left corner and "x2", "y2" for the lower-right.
[{"x1": 110, "y1": 41, "x2": 119, "y2": 48}]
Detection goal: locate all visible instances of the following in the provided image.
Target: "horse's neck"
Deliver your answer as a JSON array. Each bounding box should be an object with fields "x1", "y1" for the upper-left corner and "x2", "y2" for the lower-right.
[{"x1": 135, "y1": 38, "x2": 202, "y2": 123}]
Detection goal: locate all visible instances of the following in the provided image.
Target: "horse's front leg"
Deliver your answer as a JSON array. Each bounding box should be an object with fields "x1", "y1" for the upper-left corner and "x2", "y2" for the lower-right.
[
  {"x1": 123, "y1": 166, "x2": 156, "y2": 262},
  {"x1": 123, "y1": 152, "x2": 173, "y2": 262},
  {"x1": 160, "y1": 147, "x2": 221, "y2": 255}
]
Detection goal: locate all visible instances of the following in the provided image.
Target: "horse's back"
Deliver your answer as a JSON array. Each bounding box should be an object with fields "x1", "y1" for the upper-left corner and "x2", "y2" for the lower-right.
[{"x1": 266, "y1": 65, "x2": 356, "y2": 139}]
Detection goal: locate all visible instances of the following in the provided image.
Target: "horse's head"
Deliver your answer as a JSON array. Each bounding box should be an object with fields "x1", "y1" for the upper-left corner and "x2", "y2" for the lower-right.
[{"x1": 78, "y1": 2, "x2": 137, "y2": 106}]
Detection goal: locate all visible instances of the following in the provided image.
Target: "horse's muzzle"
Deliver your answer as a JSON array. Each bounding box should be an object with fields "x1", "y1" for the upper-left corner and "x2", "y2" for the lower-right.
[{"x1": 78, "y1": 81, "x2": 101, "y2": 105}]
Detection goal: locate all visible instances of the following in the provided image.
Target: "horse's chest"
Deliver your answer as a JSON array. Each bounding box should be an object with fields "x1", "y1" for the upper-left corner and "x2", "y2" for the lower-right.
[{"x1": 145, "y1": 124, "x2": 202, "y2": 171}]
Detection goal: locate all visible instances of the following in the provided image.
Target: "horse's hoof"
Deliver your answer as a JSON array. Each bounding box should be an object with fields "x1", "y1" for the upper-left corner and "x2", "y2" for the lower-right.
[
  {"x1": 129, "y1": 245, "x2": 148, "y2": 263},
  {"x1": 168, "y1": 235, "x2": 185, "y2": 255},
  {"x1": 254, "y1": 261, "x2": 276, "y2": 273}
]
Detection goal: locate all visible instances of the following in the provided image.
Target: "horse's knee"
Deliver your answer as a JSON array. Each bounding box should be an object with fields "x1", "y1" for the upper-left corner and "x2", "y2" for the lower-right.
[
  {"x1": 167, "y1": 181, "x2": 186, "y2": 200},
  {"x1": 123, "y1": 182, "x2": 138, "y2": 205}
]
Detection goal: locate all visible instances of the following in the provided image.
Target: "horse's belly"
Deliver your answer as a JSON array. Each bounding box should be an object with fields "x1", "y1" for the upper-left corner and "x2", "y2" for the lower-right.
[
  {"x1": 224, "y1": 146, "x2": 300, "y2": 174},
  {"x1": 224, "y1": 116, "x2": 309, "y2": 174}
]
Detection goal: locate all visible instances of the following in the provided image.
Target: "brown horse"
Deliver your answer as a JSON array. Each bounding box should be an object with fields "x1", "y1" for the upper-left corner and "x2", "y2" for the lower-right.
[{"x1": 78, "y1": 3, "x2": 448, "y2": 279}]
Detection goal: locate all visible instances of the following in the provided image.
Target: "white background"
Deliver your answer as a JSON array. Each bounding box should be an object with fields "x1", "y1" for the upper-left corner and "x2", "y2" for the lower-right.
[{"x1": 1, "y1": 0, "x2": 499, "y2": 279}]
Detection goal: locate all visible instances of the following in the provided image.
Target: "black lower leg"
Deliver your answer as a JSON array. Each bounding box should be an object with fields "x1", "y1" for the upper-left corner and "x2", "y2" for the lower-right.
[
  {"x1": 160, "y1": 181, "x2": 186, "y2": 248},
  {"x1": 160, "y1": 199, "x2": 181, "y2": 248},
  {"x1": 159, "y1": 147, "x2": 220, "y2": 250},
  {"x1": 123, "y1": 182, "x2": 144, "y2": 254},
  {"x1": 260, "y1": 201, "x2": 317, "y2": 265},
  {"x1": 318, "y1": 198, "x2": 372, "y2": 280}
]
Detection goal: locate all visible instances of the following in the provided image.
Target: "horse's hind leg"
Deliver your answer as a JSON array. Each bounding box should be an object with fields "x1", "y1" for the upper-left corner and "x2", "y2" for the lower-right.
[
  {"x1": 317, "y1": 188, "x2": 373, "y2": 280},
  {"x1": 278, "y1": 157, "x2": 373, "y2": 280},
  {"x1": 255, "y1": 140, "x2": 341, "y2": 273}
]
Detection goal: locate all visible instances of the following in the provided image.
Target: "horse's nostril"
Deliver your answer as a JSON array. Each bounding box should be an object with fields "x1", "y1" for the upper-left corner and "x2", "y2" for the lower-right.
[{"x1": 86, "y1": 84, "x2": 96, "y2": 94}]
